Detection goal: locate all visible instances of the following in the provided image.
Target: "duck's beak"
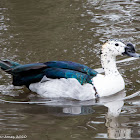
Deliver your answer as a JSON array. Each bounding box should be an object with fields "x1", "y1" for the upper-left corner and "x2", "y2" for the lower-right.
[{"x1": 123, "y1": 43, "x2": 140, "y2": 58}]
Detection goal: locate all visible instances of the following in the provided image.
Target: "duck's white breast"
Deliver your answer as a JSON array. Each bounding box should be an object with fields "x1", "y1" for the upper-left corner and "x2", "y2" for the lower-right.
[{"x1": 92, "y1": 74, "x2": 125, "y2": 97}]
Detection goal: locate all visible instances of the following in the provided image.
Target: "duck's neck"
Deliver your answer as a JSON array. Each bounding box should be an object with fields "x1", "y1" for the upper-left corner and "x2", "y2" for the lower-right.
[{"x1": 101, "y1": 54, "x2": 120, "y2": 76}]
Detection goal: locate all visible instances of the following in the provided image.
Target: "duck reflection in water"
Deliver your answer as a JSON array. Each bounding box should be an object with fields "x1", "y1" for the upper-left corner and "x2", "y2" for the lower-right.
[
  {"x1": 103, "y1": 91, "x2": 131, "y2": 139},
  {"x1": 62, "y1": 90, "x2": 131, "y2": 139}
]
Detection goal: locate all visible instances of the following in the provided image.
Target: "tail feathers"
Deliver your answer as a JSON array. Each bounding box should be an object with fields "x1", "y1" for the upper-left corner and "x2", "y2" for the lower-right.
[
  {"x1": 0, "y1": 60, "x2": 45, "y2": 87},
  {"x1": 0, "y1": 60, "x2": 20, "y2": 73}
]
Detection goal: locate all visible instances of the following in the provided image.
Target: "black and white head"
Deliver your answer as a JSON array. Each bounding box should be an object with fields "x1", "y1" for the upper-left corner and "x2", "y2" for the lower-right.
[{"x1": 101, "y1": 39, "x2": 140, "y2": 58}]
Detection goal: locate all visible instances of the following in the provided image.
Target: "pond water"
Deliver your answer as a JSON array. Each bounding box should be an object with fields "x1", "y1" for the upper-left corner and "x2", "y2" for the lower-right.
[{"x1": 0, "y1": 0, "x2": 140, "y2": 139}]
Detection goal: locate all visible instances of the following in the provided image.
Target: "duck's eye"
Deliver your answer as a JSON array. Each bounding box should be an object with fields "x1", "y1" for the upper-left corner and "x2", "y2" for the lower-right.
[{"x1": 115, "y1": 43, "x2": 119, "y2": 46}]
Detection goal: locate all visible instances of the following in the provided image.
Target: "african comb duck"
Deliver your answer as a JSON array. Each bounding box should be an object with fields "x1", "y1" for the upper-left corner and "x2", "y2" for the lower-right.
[{"x1": 0, "y1": 39, "x2": 139, "y2": 100}]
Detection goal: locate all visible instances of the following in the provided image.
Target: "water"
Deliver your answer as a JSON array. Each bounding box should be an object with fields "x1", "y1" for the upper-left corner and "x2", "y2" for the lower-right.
[{"x1": 0, "y1": 0, "x2": 140, "y2": 139}]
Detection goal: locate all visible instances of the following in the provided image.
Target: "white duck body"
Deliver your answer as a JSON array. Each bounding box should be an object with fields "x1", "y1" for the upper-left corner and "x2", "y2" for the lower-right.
[
  {"x1": 30, "y1": 73, "x2": 124, "y2": 101},
  {"x1": 29, "y1": 40, "x2": 128, "y2": 100},
  {"x1": 93, "y1": 41, "x2": 125, "y2": 97},
  {"x1": 30, "y1": 78, "x2": 95, "y2": 100}
]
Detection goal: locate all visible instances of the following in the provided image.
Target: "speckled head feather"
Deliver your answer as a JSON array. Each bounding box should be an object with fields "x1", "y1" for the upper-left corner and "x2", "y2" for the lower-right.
[
  {"x1": 100, "y1": 39, "x2": 125, "y2": 55},
  {"x1": 101, "y1": 39, "x2": 126, "y2": 57}
]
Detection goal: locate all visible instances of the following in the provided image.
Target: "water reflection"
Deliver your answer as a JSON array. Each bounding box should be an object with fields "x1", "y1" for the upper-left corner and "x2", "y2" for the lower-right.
[
  {"x1": 0, "y1": 90, "x2": 140, "y2": 139},
  {"x1": 42, "y1": 91, "x2": 131, "y2": 139},
  {"x1": 104, "y1": 94, "x2": 131, "y2": 139},
  {"x1": 60, "y1": 91, "x2": 132, "y2": 139}
]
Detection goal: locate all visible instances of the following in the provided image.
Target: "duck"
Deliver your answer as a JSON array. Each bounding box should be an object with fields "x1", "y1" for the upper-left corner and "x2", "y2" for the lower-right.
[{"x1": 0, "y1": 39, "x2": 139, "y2": 100}]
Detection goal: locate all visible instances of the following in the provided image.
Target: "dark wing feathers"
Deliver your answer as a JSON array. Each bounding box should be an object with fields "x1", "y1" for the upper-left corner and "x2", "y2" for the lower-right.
[
  {"x1": 43, "y1": 68, "x2": 93, "y2": 85},
  {"x1": 45, "y1": 61, "x2": 98, "y2": 76},
  {"x1": 0, "y1": 60, "x2": 97, "y2": 86},
  {"x1": 13, "y1": 72, "x2": 44, "y2": 87},
  {"x1": 12, "y1": 63, "x2": 47, "y2": 73}
]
